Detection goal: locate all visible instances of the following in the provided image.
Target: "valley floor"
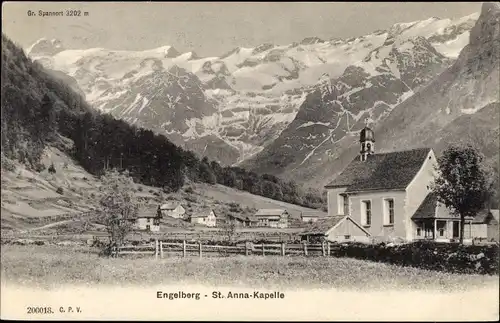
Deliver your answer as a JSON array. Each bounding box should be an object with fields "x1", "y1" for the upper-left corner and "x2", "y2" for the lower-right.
[{"x1": 1, "y1": 244, "x2": 498, "y2": 291}]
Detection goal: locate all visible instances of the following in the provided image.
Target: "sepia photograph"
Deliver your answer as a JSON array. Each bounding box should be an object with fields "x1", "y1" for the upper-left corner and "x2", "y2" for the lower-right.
[{"x1": 1, "y1": 1, "x2": 499, "y2": 321}]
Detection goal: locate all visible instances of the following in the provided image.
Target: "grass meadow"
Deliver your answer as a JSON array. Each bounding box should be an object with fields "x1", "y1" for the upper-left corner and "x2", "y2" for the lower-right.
[{"x1": 1, "y1": 245, "x2": 498, "y2": 291}]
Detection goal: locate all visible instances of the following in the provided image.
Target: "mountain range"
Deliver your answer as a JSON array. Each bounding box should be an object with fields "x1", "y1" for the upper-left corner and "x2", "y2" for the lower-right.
[
  {"x1": 245, "y1": 3, "x2": 499, "y2": 188},
  {"x1": 27, "y1": 3, "x2": 499, "y2": 189}
]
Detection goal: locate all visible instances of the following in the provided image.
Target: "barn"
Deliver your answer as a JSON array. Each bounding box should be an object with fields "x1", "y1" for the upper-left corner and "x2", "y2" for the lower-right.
[
  {"x1": 470, "y1": 209, "x2": 499, "y2": 241},
  {"x1": 300, "y1": 216, "x2": 371, "y2": 243}
]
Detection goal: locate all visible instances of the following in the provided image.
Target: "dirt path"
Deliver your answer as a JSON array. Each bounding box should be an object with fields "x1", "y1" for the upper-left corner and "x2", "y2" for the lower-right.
[{"x1": 21, "y1": 220, "x2": 74, "y2": 233}]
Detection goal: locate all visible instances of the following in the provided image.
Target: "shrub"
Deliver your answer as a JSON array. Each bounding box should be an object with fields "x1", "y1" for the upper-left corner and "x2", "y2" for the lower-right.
[
  {"x1": 137, "y1": 186, "x2": 143, "y2": 192},
  {"x1": 184, "y1": 186, "x2": 194, "y2": 194},
  {"x1": 1, "y1": 157, "x2": 16, "y2": 171},
  {"x1": 329, "y1": 241, "x2": 499, "y2": 275},
  {"x1": 34, "y1": 163, "x2": 46, "y2": 173},
  {"x1": 56, "y1": 187, "x2": 64, "y2": 195}
]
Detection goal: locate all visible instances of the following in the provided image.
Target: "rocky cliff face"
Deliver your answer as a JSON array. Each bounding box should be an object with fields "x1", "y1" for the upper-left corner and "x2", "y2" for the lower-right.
[{"x1": 244, "y1": 31, "x2": 455, "y2": 177}]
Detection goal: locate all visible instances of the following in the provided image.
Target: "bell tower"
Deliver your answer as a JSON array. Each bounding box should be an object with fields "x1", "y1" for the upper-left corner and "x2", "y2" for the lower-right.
[{"x1": 360, "y1": 118, "x2": 375, "y2": 161}]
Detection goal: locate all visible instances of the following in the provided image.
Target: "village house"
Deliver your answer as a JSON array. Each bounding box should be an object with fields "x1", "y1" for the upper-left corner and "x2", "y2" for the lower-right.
[
  {"x1": 300, "y1": 211, "x2": 328, "y2": 223},
  {"x1": 254, "y1": 209, "x2": 289, "y2": 228},
  {"x1": 159, "y1": 203, "x2": 186, "y2": 219},
  {"x1": 190, "y1": 209, "x2": 217, "y2": 227},
  {"x1": 226, "y1": 213, "x2": 258, "y2": 228},
  {"x1": 470, "y1": 209, "x2": 499, "y2": 241},
  {"x1": 129, "y1": 208, "x2": 162, "y2": 232},
  {"x1": 412, "y1": 195, "x2": 499, "y2": 242},
  {"x1": 322, "y1": 125, "x2": 498, "y2": 243},
  {"x1": 300, "y1": 216, "x2": 371, "y2": 243}
]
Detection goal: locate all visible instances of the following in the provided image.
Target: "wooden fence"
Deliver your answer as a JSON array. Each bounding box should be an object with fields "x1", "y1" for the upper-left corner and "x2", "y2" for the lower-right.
[
  {"x1": 113, "y1": 239, "x2": 332, "y2": 258},
  {"x1": 95, "y1": 231, "x2": 304, "y2": 244}
]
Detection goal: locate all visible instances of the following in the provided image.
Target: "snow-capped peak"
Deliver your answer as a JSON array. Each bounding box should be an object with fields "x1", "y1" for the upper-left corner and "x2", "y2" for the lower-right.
[
  {"x1": 27, "y1": 38, "x2": 65, "y2": 56},
  {"x1": 26, "y1": 11, "x2": 481, "y2": 167},
  {"x1": 145, "y1": 45, "x2": 180, "y2": 58}
]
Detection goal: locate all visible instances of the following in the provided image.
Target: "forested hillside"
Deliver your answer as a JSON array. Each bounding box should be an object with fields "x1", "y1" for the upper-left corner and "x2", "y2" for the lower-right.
[{"x1": 1, "y1": 34, "x2": 325, "y2": 210}]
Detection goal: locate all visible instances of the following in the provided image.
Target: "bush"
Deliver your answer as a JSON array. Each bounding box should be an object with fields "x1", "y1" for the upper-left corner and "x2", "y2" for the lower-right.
[
  {"x1": 48, "y1": 163, "x2": 56, "y2": 174},
  {"x1": 34, "y1": 163, "x2": 46, "y2": 173},
  {"x1": 1, "y1": 157, "x2": 16, "y2": 171},
  {"x1": 56, "y1": 187, "x2": 64, "y2": 195},
  {"x1": 184, "y1": 186, "x2": 194, "y2": 194},
  {"x1": 329, "y1": 241, "x2": 499, "y2": 275}
]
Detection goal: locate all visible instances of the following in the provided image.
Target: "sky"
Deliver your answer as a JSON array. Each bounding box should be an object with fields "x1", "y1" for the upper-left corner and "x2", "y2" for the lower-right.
[{"x1": 2, "y1": 2, "x2": 482, "y2": 57}]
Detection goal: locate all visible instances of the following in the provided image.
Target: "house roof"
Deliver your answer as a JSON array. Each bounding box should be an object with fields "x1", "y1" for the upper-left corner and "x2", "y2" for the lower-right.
[
  {"x1": 412, "y1": 193, "x2": 494, "y2": 223},
  {"x1": 191, "y1": 210, "x2": 216, "y2": 219},
  {"x1": 302, "y1": 213, "x2": 322, "y2": 218},
  {"x1": 491, "y1": 210, "x2": 500, "y2": 222},
  {"x1": 471, "y1": 209, "x2": 500, "y2": 224},
  {"x1": 301, "y1": 216, "x2": 371, "y2": 237},
  {"x1": 133, "y1": 209, "x2": 160, "y2": 219},
  {"x1": 301, "y1": 211, "x2": 328, "y2": 218},
  {"x1": 300, "y1": 216, "x2": 345, "y2": 235},
  {"x1": 412, "y1": 193, "x2": 441, "y2": 220},
  {"x1": 325, "y1": 148, "x2": 432, "y2": 192},
  {"x1": 228, "y1": 213, "x2": 258, "y2": 222},
  {"x1": 160, "y1": 203, "x2": 180, "y2": 210},
  {"x1": 411, "y1": 193, "x2": 462, "y2": 220},
  {"x1": 255, "y1": 209, "x2": 288, "y2": 216},
  {"x1": 191, "y1": 214, "x2": 207, "y2": 218}
]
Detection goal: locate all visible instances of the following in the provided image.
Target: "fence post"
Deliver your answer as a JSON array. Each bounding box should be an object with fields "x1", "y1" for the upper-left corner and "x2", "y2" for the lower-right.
[
  {"x1": 322, "y1": 241, "x2": 326, "y2": 256},
  {"x1": 262, "y1": 244, "x2": 265, "y2": 256},
  {"x1": 281, "y1": 242, "x2": 286, "y2": 256},
  {"x1": 245, "y1": 242, "x2": 249, "y2": 256},
  {"x1": 199, "y1": 241, "x2": 203, "y2": 258},
  {"x1": 182, "y1": 240, "x2": 186, "y2": 258},
  {"x1": 327, "y1": 241, "x2": 331, "y2": 256},
  {"x1": 160, "y1": 241, "x2": 164, "y2": 259},
  {"x1": 155, "y1": 239, "x2": 158, "y2": 260},
  {"x1": 303, "y1": 241, "x2": 308, "y2": 256}
]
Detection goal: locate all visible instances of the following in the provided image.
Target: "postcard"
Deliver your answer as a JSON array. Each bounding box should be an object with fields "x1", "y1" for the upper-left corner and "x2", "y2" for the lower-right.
[{"x1": 1, "y1": 1, "x2": 499, "y2": 321}]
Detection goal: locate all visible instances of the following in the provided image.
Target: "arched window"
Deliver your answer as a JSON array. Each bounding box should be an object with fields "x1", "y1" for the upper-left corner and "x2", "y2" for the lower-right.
[{"x1": 366, "y1": 143, "x2": 371, "y2": 151}]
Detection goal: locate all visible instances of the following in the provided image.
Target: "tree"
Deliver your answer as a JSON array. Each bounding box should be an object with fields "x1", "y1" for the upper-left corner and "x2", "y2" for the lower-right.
[
  {"x1": 222, "y1": 168, "x2": 237, "y2": 187},
  {"x1": 48, "y1": 163, "x2": 56, "y2": 174},
  {"x1": 37, "y1": 94, "x2": 56, "y2": 138},
  {"x1": 199, "y1": 162, "x2": 217, "y2": 184},
  {"x1": 482, "y1": 161, "x2": 499, "y2": 210},
  {"x1": 98, "y1": 170, "x2": 139, "y2": 256},
  {"x1": 221, "y1": 218, "x2": 237, "y2": 244},
  {"x1": 431, "y1": 145, "x2": 489, "y2": 244}
]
